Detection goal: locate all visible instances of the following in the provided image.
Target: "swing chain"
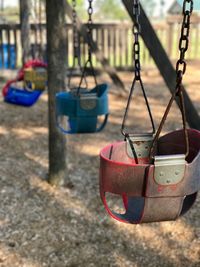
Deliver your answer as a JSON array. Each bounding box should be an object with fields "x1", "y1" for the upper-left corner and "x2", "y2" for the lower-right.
[
  {"x1": 133, "y1": 0, "x2": 141, "y2": 80},
  {"x1": 121, "y1": 0, "x2": 155, "y2": 140},
  {"x1": 87, "y1": 0, "x2": 93, "y2": 61},
  {"x1": 72, "y1": 0, "x2": 79, "y2": 59},
  {"x1": 77, "y1": 0, "x2": 97, "y2": 93},
  {"x1": 176, "y1": 0, "x2": 193, "y2": 82},
  {"x1": 150, "y1": 0, "x2": 194, "y2": 159}
]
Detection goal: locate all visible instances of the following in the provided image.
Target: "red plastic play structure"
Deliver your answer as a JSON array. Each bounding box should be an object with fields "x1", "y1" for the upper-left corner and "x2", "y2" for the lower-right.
[
  {"x1": 100, "y1": 129, "x2": 200, "y2": 223},
  {"x1": 2, "y1": 59, "x2": 47, "y2": 97}
]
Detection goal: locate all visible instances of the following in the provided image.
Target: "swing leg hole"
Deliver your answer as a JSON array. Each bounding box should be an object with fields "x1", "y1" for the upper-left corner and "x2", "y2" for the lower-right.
[
  {"x1": 57, "y1": 116, "x2": 72, "y2": 133},
  {"x1": 105, "y1": 192, "x2": 127, "y2": 215}
]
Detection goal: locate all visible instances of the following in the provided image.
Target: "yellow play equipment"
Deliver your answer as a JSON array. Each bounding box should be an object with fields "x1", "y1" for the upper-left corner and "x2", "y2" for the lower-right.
[{"x1": 24, "y1": 67, "x2": 47, "y2": 91}]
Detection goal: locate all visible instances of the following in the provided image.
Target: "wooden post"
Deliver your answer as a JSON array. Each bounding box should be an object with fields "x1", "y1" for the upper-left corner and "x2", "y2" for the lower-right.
[
  {"x1": 46, "y1": 0, "x2": 68, "y2": 186},
  {"x1": 64, "y1": 1, "x2": 126, "y2": 93},
  {"x1": 122, "y1": 0, "x2": 200, "y2": 130},
  {"x1": 19, "y1": 0, "x2": 31, "y2": 64}
]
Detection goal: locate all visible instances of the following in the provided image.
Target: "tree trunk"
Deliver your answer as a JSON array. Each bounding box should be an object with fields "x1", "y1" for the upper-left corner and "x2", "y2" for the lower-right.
[
  {"x1": 19, "y1": 0, "x2": 31, "y2": 64},
  {"x1": 46, "y1": 0, "x2": 68, "y2": 186}
]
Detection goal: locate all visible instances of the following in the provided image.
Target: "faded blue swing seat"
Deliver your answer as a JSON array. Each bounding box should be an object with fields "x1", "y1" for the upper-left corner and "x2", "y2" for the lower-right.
[
  {"x1": 4, "y1": 86, "x2": 42, "y2": 107},
  {"x1": 56, "y1": 83, "x2": 109, "y2": 134}
]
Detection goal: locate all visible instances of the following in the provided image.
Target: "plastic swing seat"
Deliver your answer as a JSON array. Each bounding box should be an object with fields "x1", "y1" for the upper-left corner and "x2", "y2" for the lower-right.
[
  {"x1": 57, "y1": 0, "x2": 109, "y2": 134},
  {"x1": 4, "y1": 86, "x2": 42, "y2": 107},
  {"x1": 100, "y1": 129, "x2": 200, "y2": 224},
  {"x1": 56, "y1": 83, "x2": 109, "y2": 134},
  {"x1": 2, "y1": 59, "x2": 47, "y2": 107}
]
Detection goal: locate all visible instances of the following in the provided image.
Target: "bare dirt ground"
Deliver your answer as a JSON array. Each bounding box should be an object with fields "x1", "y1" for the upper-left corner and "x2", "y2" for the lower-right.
[{"x1": 0, "y1": 63, "x2": 200, "y2": 267}]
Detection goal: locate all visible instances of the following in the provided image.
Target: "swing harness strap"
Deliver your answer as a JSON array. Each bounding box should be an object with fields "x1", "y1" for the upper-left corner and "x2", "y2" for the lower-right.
[
  {"x1": 121, "y1": 0, "x2": 155, "y2": 163},
  {"x1": 150, "y1": 0, "x2": 193, "y2": 160}
]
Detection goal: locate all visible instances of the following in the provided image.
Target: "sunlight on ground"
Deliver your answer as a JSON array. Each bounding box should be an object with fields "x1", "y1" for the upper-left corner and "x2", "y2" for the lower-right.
[
  {"x1": 11, "y1": 127, "x2": 47, "y2": 139},
  {"x1": 0, "y1": 244, "x2": 41, "y2": 267},
  {"x1": 29, "y1": 176, "x2": 94, "y2": 220},
  {"x1": 0, "y1": 126, "x2": 9, "y2": 135},
  {"x1": 25, "y1": 152, "x2": 48, "y2": 168},
  {"x1": 113, "y1": 219, "x2": 199, "y2": 265}
]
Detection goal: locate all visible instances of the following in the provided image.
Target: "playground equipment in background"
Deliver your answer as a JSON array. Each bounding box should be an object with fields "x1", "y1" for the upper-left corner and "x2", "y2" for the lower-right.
[
  {"x1": 56, "y1": 84, "x2": 109, "y2": 133},
  {"x1": 0, "y1": 44, "x2": 16, "y2": 69},
  {"x1": 99, "y1": 0, "x2": 200, "y2": 224},
  {"x1": 24, "y1": 67, "x2": 47, "y2": 91},
  {"x1": 56, "y1": 0, "x2": 109, "y2": 134},
  {"x1": 2, "y1": 59, "x2": 47, "y2": 107}
]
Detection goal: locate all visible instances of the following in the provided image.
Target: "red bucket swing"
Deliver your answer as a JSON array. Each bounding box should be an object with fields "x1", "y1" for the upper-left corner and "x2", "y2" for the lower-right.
[{"x1": 99, "y1": 0, "x2": 200, "y2": 224}]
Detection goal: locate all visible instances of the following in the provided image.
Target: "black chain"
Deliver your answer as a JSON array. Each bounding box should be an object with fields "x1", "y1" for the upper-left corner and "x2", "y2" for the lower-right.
[
  {"x1": 176, "y1": 0, "x2": 193, "y2": 86},
  {"x1": 87, "y1": 0, "x2": 93, "y2": 61},
  {"x1": 77, "y1": 0, "x2": 97, "y2": 94},
  {"x1": 121, "y1": 0, "x2": 155, "y2": 140},
  {"x1": 72, "y1": 0, "x2": 79, "y2": 59},
  {"x1": 150, "y1": 0, "x2": 193, "y2": 159},
  {"x1": 133, "y1": 0, "x2": 141, "y2": 80}
]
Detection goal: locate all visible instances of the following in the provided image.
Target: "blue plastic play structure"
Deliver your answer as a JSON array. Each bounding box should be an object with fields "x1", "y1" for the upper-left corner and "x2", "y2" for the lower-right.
[
  {"x1": 56, "y1": 83, "x2": 109, "y2": 134},
  {"x1": 2, "y1": 60, "x2": 47, "y2": 107},
  {"x1": 4, "y1": 86, "x2": 42, "y2": 107},
  {"x1": 0, "y1": 44, "x2": 16, "y2": 69}
]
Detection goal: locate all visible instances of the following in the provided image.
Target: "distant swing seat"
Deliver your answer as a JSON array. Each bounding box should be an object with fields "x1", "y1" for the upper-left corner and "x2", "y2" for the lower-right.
[
  {"x1": 2, "y1": 59, "x2": 47, "y2": 107},
  {"x1": 99, "y1": 129, "x2": 200, "y2": 224},
  {"x1": 4, "y1": 85, "x2": 42, "y2": 107},
  {"x1": 56, "y1": 83, "x2": 109, "y2": 134}
]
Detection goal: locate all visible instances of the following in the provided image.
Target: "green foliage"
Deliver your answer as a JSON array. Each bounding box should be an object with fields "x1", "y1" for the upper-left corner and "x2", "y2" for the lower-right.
[
  {"x1": 67, "y1": 0, "x2": 84, "y2": 7},
  {"x1": 67, "y1": 0, "x2": 87, "y2": 20},
  {"x1": 95, "y1": 0, "x2": 128, "y2": 21},
  {"x1": 94, "y1": 0, "x2": 157, "y2": 21},
  {"x1": 2, "y1": 6, "x2": 19, "y2": 23}
]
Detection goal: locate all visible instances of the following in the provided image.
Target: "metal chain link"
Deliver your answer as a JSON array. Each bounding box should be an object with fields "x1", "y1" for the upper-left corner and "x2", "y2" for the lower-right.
[
  {"x1": 176, "y1": 0, "x2": 193, "y2": 85},
  {"x1": 133, "y1": 0, "x2": 141, "y2": 80},
  {"x1": 72, "y1": 0, "x2": 79, "y2": 59},
  {"x1": 87, "y1": 0, "x2": 93, "y2": 61},
  {"x1": 77, "y1": 0, "x2": 97, "y2": 93}
]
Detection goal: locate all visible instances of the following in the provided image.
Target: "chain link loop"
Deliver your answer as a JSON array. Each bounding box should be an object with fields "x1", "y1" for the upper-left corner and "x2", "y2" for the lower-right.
[
  {"x1": 72, "y1": 0, "x2": 80, "y2": 59},
  {"x1": 132, "y1": 0, "x2": 141, "y2": 80},
  {"x1": 87, "y1": 0, "x2": 93, "y2": 61},
  {"x1": 176, "y1": 0, "x2": 193, "y2": 77}
]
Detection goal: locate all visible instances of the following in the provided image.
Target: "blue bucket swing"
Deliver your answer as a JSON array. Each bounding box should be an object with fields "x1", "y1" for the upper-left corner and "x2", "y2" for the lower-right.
[
  {"x1": 4, "y1": 85, "x2": 42, "y2": 107},
  {"x1": 56, "y1": 60, "x2": 109, "y2": 134},
  {"x1": 2, "y1": 60, "x2": 47, "y2": 107},
  {"x1": 56, "y1": 0, "x2": 109, "y2": 134}
]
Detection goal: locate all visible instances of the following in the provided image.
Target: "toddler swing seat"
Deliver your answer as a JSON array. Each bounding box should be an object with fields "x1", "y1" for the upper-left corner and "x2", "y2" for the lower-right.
[
  {"x1": 4, "y1": 85, "x2": 42, "y2": 107},
  {"x1": 2, "y1": 59, "x2": 47, "y2": 107},
  {"x1": 99, "y1": 0, "x2": 199, "y2": 224},
  {"x1": 56, "y1": 83, "x2": 109, "y2": 134},
  {"x1": 56, "y1": 0, "x2": 109, "y2": 134},
  {"x1": 100, "y1": 129, "x2": 200, "y2": 224}
]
